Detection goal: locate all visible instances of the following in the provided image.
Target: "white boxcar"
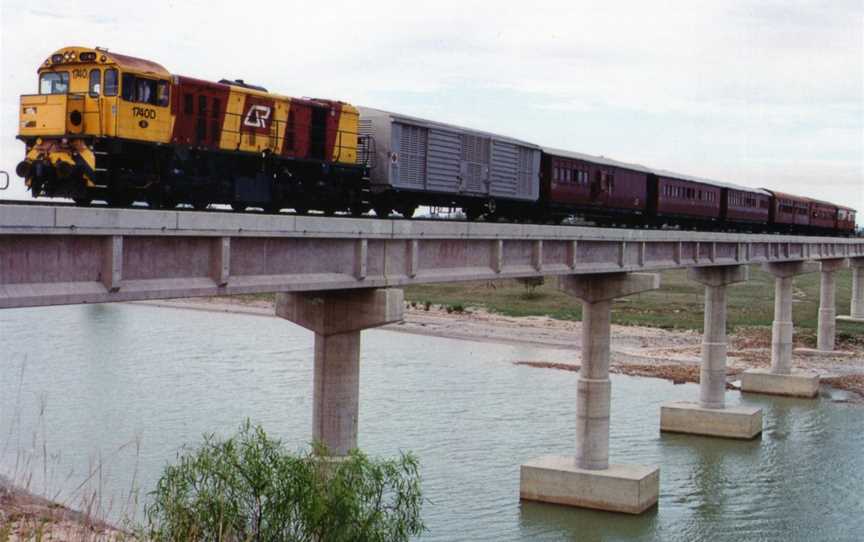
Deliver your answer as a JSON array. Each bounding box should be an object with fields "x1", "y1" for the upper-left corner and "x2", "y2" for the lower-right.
[{"x1": 358, "y1": 107, "x2": 541, "y2": 216}]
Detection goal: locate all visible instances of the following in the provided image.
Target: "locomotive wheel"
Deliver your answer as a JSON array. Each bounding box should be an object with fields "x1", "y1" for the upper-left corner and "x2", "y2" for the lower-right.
[
  {"x1": 72, "y1": 197, "x2": 92, "y2": 207},
  {"x1": 349, "y1": 204, "x2": 364, "y2": 217},
  {"x1": 293, "y1": 206, "x2": 308, "y2": 215},
  {"x1": 231, "y1": 203, "x2": 247, "y2": 212},
  {"x1": 464, "y1": 207, "x2": 481, "y2": 221},
  {"x1": 264, "y1": 204, "x2": 282, "y2": 214},
  {"x1": 398, "y1": 205, "x2": 417, "y2": 219},
  {"x1": 192, "y1": 200, "x2": 209, "y2": 211},
  {"x1": 374, "y1": 206, "x2": 391, "y2": 218}
]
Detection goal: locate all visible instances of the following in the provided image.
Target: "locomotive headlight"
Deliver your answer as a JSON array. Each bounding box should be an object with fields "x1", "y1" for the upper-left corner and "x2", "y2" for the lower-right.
[
  {"x1": 63, "y1": 52, "x2": 71, "y2": 60},
  {"x1": 24, "y1": 107, "x2": 37, "y2": 115}
]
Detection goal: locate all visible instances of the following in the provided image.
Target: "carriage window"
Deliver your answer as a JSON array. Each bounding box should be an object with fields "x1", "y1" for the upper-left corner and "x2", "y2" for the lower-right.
[
  {"x1": 88, "y1": 69, "x2": 101, "y2": 97},
  {"x1": 157, "y1": 81, "x2": 170, "y2": 107},
  {"x1": 39, "y1": 72, "x2": 69, "y2": 94},
  {"x1": 104, "y1": 69, "x2": 118, "y2": 96}
]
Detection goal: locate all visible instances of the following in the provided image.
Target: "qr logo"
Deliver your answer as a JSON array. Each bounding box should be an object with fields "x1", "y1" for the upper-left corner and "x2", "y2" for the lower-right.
[{"x1": 243, "y1": 105, "x2": 272, "y2": 129}]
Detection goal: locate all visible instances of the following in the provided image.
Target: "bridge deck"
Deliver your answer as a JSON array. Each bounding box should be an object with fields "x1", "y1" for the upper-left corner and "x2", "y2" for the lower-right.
[{"x1": 2, "y1": 204, "x2": 862, "y2": 308}]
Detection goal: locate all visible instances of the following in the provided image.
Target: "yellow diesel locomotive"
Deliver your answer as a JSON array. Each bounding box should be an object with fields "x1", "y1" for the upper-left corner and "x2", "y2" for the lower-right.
[{"x1": 17, "y1": 46, "x2": 368, "y2": 213}]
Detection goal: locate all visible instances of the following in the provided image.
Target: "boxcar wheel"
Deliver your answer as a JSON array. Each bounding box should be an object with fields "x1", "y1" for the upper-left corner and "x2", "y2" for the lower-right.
[
  {"x1": 231, "y1": 203, "x2": 247, "y2": 212},
  {"x1": 398, "y1": 205, "x2": 417, "y2": 219},
  {"x1": 72, "y1": 197, "x2": 92, "y2": 207},
  {"x1": 374, "y1": 206, "x2": 391, "y2": 218}
]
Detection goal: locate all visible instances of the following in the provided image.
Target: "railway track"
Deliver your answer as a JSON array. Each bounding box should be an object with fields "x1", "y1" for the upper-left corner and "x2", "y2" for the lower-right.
[{"x1": 1, "y1": 197, "x2": 859, "y2": 237}]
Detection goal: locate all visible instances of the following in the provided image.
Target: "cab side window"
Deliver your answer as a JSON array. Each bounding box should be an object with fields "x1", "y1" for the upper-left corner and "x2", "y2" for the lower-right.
[
  {"x1": 136, "y1": 78, "x2": 156, "y2": 105},
  {"x1": 104, "y1": 69, "x2": 118, "y2": 96},
  {"x1": 120, "y1": 73, "x2": 168, "y2": 106},
  {"x1": 157, "y1": 81, "x2": 170, "y2": 107},
  {"x1": 121, "y1": 73, "x2": 135, "y2": 101},
  {"x1": 89, "y1": 69, "x2": 101, "y2": 97}
]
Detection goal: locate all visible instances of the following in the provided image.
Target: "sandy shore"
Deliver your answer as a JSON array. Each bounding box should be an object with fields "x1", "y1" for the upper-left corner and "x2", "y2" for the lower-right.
[{"x1": 132, "y1": 296, "x2": 864, "y2": 401}]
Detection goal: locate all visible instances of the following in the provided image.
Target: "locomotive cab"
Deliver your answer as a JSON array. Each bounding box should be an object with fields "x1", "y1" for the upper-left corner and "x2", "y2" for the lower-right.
[{"x1": 16, "y1": 46, "x2": 172, "y2": 203}]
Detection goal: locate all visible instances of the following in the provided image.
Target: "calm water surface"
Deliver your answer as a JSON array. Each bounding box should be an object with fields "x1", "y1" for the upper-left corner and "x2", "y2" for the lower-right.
[{"x1": 1, "y1": 304, "x2": 862, "y2": 541}]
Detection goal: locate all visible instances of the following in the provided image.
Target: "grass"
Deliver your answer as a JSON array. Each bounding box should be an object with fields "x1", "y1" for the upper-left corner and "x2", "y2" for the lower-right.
[{"x1": 404, "y1": 266, "x2": 862, "y2": 338}]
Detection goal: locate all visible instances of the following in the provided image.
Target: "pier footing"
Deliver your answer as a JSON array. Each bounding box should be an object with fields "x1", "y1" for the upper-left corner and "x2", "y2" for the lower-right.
[
  {"x1": 520, "y1": 456, "x2": 659, "y2": 514},
  {"x1": 741, "y1": 368, "x2": 819, "y2": 398},
  {"x1": 660, "y1": 401, "x2": 762, "y2": 439}
]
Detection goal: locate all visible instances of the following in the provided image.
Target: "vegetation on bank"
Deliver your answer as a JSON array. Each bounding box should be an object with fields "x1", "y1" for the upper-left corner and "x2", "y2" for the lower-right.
[
  {"x1": 143, "y1": 421, "x2": 425, "y2": 542},
  {"x1": 404, "y1": 266, "x2": 861, "y2": 337}
]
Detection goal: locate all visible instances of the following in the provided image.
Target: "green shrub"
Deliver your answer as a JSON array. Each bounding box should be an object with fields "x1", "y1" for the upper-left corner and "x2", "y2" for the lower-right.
[
  {"x1": 516, "y1": 276, "x2": 545, "y2": 299},
  {"x1": 144, "y1": 421, "x2": 425, "y2": 542}
]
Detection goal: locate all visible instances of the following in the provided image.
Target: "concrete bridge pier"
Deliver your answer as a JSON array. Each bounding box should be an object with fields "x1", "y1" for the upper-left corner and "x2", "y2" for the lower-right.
[
  {"x1": 838, "y1": 258, "x2": 864, "y2": 323},
  {"x1": 816, "y1": 259, "x2": 847, "y2": 351},
  {"x1": 852, "y1": 260, "x2": 864, "y2": 319},
  {"x1": 275, "y1": 288, "x2": 404, "y2": 455},
  {"x1": 520, "y1": 272, "x2": 661, "y2": 514},
  {"x1": 660, "y1": 266, "x2": 762, "y2": 439},
  {"x1": 741, "y1": 261, "x2": 820, "y2": 398}
]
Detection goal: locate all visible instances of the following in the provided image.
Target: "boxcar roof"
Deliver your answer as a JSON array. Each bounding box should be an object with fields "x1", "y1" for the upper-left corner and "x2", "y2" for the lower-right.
[{"x1": 359, "y1": 107, "x2": 541, "y2": 149}]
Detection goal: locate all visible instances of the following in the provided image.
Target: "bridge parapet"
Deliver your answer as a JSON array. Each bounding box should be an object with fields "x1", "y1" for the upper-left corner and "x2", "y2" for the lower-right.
[{"x1": 2, "y1": 204, "x2": 863, "y2": 309}]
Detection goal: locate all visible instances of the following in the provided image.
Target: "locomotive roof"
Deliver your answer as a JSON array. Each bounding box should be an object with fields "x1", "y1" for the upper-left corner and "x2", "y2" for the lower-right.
[
  {"x1": 42, "y1": 46, "x2": 170, "y2": 78},
  {"x1": 359, "y1": 107, "x2": 541, "y2": 149},
  {"x1": 544, "y1": 146, "x2": 771, "y2": 195}
]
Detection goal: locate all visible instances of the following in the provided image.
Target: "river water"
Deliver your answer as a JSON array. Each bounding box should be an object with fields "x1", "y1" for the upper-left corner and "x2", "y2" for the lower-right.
[{"x1": 1, "y1": 303, "x2": 862, "y2": 541}]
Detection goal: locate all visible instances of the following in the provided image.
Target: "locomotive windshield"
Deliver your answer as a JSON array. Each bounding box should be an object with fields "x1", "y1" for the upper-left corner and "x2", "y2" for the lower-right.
[{"x1": 39, "y1": 72, "x2": 69, "y2": 94}]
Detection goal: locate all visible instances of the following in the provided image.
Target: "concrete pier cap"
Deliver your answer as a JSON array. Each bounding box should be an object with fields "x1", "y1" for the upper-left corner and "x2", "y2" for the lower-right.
[
  {"x1": 661, "y1": 265, "x2": 762, "y2": 440},
  {"x1": 741, "y1": 261, "x2": 820, "y2": 398},
  {"x1": 276, "y1": 288, "x2": 404, "y2": 456},
  {"x1": 521, "y1": 272, "x2": 661, "y2": 514}
]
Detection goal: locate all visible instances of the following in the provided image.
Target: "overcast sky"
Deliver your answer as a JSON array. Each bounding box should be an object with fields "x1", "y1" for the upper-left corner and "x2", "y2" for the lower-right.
[{"x1": 1, "y1": 0, "x2": 861, "y2": 220}]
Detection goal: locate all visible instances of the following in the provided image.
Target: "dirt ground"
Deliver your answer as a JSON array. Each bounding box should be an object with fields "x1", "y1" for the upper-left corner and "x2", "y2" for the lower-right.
[
  {"x1": 0, "y1": 476, "x2": 129, "y2": 541},
  {"x1": 134, "y1": 296, "x2": 864, "y2": 401}
]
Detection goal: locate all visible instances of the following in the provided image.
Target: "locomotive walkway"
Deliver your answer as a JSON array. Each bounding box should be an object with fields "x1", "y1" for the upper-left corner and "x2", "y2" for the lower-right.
[{"x1": 2, "y1": 203, "x2": 864, "y2": 514}]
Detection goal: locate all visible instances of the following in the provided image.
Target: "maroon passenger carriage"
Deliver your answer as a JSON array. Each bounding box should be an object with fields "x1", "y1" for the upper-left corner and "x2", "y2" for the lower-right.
[{"x1": 539, "y1": 148, "x2": 650, "y2": 223}]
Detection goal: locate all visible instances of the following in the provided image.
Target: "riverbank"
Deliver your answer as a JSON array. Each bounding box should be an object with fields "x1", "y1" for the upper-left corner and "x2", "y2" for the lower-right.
[
  {"x1": 132, "y1": 295, "x2": 864, "y2": 401},
  {"x1": 0, "y1": 476, "x2": 129, "y2": 541}
]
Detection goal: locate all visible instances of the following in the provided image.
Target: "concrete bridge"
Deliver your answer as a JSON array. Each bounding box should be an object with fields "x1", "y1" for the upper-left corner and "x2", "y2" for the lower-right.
[{"x1": 2, "y1": 203, "x2": 864, "y2": 514}]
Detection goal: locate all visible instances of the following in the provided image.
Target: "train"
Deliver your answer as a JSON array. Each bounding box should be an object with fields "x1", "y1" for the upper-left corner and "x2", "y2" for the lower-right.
[{"x1": 15, "y1": 46, "x2": 858, "y2": 235}]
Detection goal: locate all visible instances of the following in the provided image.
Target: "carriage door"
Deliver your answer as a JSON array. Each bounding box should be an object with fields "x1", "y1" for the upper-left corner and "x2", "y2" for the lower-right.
[
  {"x1": 309, "y1": 106, "x2": 327, "y2": 160},
  {"x1": 459, "y1": 134, "x2": 491, "y2": 195}
]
